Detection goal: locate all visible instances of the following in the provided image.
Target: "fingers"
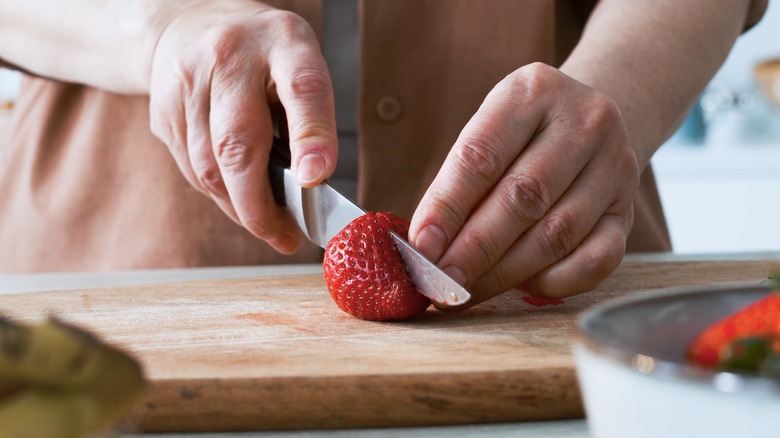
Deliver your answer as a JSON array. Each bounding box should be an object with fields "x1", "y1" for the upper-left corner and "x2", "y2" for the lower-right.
[
  {"x1": 431, "y1": 109, "x2": 600, "y2": 287},
  {"x1": 185, "y1": 75, "x2": 241, "y2": 224},
  {"x1": 523, "y1": 213, "x2": 630, "y2": 299},
  {"x1": 209, "y1": 74, "x2": 303, "y2": 254},
  {"x1": 409, "y1": 67, "x2": 551, "y2": 262},
  {"x1": 268, "y1": 20, "x2": 338, "y2": 188},
  {"x1": 469, "y1": 157, "x2": 635, "y2": 302},
  {"x1": 149, "y1": 65, "x2": 204, "y2": 196},
  {"x1": 410, "y1": 63, "x2": 638, "y2": 303}
]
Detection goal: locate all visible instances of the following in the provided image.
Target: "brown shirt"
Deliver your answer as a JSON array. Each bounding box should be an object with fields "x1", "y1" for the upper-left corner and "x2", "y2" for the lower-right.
[{"x1": 0, "y1": 0, "x2": 767, "y2": 273}]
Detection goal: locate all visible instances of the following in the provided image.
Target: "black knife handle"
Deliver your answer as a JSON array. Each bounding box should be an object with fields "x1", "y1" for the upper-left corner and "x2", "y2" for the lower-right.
[{"x1": 269, "y1": 136, "x2": 291, "y2": 207}]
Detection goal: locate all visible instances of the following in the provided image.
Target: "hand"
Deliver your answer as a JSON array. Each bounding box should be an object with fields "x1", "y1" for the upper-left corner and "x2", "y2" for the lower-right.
[
  {"x1": 409, "y1": 62, "x2": 639, "y2": 306},
  {"x1": 148, "y1": 1, "x2": 337, "y2": 254}
]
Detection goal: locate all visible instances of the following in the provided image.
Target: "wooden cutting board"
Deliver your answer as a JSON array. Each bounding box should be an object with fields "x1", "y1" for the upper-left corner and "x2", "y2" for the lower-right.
[{"x1": 0, "y1": 260, "x2": 774, "y2": 432}]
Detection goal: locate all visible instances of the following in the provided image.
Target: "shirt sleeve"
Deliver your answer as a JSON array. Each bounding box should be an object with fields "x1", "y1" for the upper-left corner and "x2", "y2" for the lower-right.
[
  {"x1": 743, "y1": 0, "x2": 768, "y2": 32},
  {"x1": 0, "y1": 58, "x2": 17, "y2": 70},
  {"x1": 0, "y1": 57, "x2": 33, "y2": 75},
  {"x1": 574, "y1": 0, "x2": 768, "y2": 33}
]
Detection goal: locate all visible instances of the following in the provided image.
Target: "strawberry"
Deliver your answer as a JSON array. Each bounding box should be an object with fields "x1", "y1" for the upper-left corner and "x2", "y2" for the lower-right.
[
  {"x1": 521, "y1": 296, "x2": 565, "y2": 307},
  {"x1": 687, "y1": 288, "x2": 780, "y2": 376},
  {"x1": 516, "y1": 278, "x2": 566, "y2": 307},
  {"x1": 322, "y1": 212, "x2": 431, "y2": 321}
]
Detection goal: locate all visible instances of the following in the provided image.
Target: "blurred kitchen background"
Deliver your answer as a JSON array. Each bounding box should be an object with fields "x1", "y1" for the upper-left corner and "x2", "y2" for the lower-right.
[
  {"x1": 652, "y1": 1, "x2": 780, "y2": 255},
  {"x1": 1, "y1": 3, "x2": 780, "y2": 255}
]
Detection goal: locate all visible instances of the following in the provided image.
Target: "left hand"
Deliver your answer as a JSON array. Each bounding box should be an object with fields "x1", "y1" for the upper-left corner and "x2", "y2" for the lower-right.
[{"x1": 409, "y1": 62, "x2": 639, "y2": 306}]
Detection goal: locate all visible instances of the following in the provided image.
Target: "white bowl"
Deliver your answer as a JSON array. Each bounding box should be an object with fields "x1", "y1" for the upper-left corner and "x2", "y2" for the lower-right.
[{"x1": 574, "y1": 283, "x2": 780, "y2": 438}]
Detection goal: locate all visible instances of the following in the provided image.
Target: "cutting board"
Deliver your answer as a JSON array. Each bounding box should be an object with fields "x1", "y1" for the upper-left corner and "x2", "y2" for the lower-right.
[{"x1": 0, "y1": 260, "x2": 774, "y2": 432}]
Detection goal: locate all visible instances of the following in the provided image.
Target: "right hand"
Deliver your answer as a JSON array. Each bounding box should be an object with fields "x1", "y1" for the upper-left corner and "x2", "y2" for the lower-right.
[{"x1": 148, "y1": 1, "x2": 338, "y2": 254}]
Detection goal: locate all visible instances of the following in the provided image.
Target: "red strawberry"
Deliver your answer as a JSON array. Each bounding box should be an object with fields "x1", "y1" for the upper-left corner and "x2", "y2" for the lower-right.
[
  {"x1": 516, "y1": 278, "x2": 566, "y2": 307},
  {"x1": 688, "y1": 290, "x2": 780, "y2": 371},
  {"x1": 521, "y1": 296, "x2": 565, "y2": 307},
  {"x1": 322, "y1": 212, "x2": 431, "y2": 321}
]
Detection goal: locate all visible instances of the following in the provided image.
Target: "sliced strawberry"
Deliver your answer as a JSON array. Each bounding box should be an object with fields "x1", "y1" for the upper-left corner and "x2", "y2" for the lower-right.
[
  {"x1": 688, "y1": 290, "x2": 780, "y2": 370},
  {"x1": 322, "y1": 212, "x2": 431, "y2": 321},
  {"x1": 521, "y1": 296, "x2": 565, "y2": 307}
]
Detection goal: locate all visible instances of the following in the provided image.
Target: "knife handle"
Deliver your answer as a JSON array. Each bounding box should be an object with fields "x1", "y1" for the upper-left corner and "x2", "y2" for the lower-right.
[{"x1": 269, "y1": 136, "x2": 292, "y2": 208}]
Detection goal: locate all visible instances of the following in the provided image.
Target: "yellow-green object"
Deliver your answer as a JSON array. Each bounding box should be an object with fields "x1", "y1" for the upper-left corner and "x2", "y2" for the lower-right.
[{"x1": 0, "y1": 316, "x2": 145, "y2": 438}]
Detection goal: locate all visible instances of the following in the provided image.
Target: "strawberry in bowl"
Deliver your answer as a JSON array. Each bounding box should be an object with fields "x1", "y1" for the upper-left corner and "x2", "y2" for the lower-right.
[{"x1": 688, "y1": 281, "x2": 780, "y2": 378}]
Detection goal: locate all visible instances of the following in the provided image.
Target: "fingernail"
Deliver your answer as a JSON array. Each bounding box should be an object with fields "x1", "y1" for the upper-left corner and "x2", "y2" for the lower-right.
[
  {"x1": 443, "y1": 265, "x2": 467, "y2": 286},
  {"x1": 296, "y1": 153, "x2": 326, "y2": 185},
  {"x1": 416, "y1": 224, "x2": 447, "y2": 262}
]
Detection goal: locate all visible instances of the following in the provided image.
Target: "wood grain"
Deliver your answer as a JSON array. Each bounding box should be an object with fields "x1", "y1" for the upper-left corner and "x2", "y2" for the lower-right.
[{"x1": 0, "y1": 260, "x2": 773, "y2": 431}]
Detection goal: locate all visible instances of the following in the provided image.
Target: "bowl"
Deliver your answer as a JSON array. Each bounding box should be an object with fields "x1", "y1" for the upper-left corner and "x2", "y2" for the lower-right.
[{"x1": 574, "y1": 283, "x2": 780, "y2": 438}]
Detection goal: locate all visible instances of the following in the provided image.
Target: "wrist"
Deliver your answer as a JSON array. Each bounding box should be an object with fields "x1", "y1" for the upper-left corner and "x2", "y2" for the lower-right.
[
  {"x1": 143, "y1": 0, "x2": 276, "y2": 94},
  {"x1": 131, "y1": 0, "x2": 209, "y2": 94}
]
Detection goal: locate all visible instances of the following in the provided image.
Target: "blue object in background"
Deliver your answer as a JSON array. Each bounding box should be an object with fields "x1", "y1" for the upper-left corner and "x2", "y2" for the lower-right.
[{"x1": 667, "y1": 98, "x2": 707, "y2": 146}]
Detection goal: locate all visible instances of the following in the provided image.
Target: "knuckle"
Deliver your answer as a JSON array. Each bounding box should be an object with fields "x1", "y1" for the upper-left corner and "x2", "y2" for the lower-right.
[
  {"x1": 425, "y1": 187, "x2": 470, "y2": 230},
  {"x1": 539, "y1": 212, "x2": 576, "y2": 261},
  {"x1": 286, "y1": 68, "x2": 332, "y2": 100},
  {"x1": 502, "y1": 173, "x2": 550, "y2": 222},
  {"x1": 617, "y1": 147, "x2": 640, "y2": 186},
  {"x1": 513, "y1": 62, "x2": 555, "y2": 100},
  {"x1": 214, "y1": 133, "x2": 254, "y2": 173},
  {"x1": 266, "y1": 10, "x2": 313, "y2": 38},
  {"x1": 461, "y1": 229, "x2": 504, "y2": 276},
  {"x1": 288, "y1": 118, "x2": 336, "y2": 142},
  {"x1": 192, "y1": 161, "x2": 225, "y2": 194},
  {"x1": 455, "y1": 133, "x2": 506, "y2": 183},
  {"x1": 205, "y1": 23, "x2": 249, "y2": 60},
  {"x1": 523, "y1": 61, "x2": 554, "y2": 76},
  {"x1": 481, "y1": 265, "x2": 516, "y2": 296},
  {"x1": 593, "y1": 92, "x2": 621, "y2": 119},
  {"x1": 264, "y1": 11, "x2": 320, "y2": 58},
  {"x1": 579, "y1": 93, "x2": 621, "y2": 139}
]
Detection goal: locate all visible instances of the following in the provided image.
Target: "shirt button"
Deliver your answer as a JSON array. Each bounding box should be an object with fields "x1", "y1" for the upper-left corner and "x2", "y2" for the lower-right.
[{"x1": 375, "y1": 96, "x2": 403, "y2": 122}]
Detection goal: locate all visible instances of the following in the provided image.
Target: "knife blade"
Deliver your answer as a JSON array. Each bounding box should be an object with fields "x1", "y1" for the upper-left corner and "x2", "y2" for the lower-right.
[{"x1": 268, "y1": 141, "x2": 471, "y2": 309}]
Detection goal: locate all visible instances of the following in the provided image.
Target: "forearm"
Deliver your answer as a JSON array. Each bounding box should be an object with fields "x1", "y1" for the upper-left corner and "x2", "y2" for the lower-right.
[
  {"x1": 560, "y1": 0, "x2": 753, "y2": 169},
  {"x1": 0, "y1": 0, "x2": 201, "y2": 93}
]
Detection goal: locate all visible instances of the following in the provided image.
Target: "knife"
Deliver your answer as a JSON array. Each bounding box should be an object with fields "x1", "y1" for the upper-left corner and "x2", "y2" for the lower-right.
[{"x1": 268, "y1": 138, "x2": 471, "y2": 310}]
